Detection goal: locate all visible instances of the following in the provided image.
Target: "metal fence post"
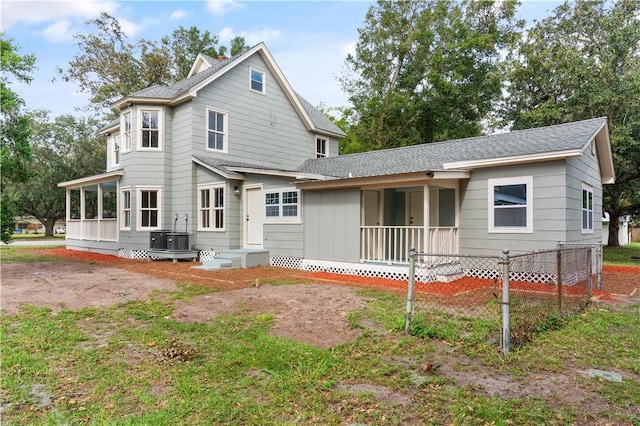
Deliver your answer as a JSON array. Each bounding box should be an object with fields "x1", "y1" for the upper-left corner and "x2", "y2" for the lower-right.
[
  {"x1": 587, "y1": 247, "x2": 593, "y2": 298},
  {"x1": 597, "y1": 240, "x2": 603, "y2": 291},
  {"x1": 500, "y1": 249, "x2": 510, "y2": 355},
  {"x1": 557, "y1": 248, "x2": 563, "y2": 316},
  {"x1": 405, "y1": 247, "x2": 416, "y2": 335}
]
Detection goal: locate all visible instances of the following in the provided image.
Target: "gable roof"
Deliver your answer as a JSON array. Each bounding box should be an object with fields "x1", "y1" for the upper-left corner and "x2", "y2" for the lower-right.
[
  {"x1": 111, "y1": 43, "x2": 345, "y2": 138},
  {"x1": 298, "y1": 117, "x2": 615, "y2": 184}
]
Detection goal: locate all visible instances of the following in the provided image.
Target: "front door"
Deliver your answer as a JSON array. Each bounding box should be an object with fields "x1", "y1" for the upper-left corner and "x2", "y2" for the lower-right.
[{"x1": 245, "y1": 187, "x2": 263, "y2": 248}]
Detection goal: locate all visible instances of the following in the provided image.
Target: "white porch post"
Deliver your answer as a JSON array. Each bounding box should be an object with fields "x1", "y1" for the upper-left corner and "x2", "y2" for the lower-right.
[
  {"x1": 97, "y1": 183, "x2": 103, "y2": 240},
  {"x1": 80, "y1": 185, "x2": 86, "y2": 239},
  {"x1": 65, "y1": 188, "x2": 70, "y2": 226},
  {"x1": 423, "y1": 183, "x2": 430, "y2": 253}
]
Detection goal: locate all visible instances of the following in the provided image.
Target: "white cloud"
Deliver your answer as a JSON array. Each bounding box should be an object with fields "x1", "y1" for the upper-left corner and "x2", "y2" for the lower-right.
[
  {"x1": 170, "y1": 9, "x2": 189, "y2": 20},
  {"x1": 206, "y1": 0, "x2": 245, "y2": 16},
  {"x1": 118, "y1": 17, "x2": 144, "y2": 37},
  {"x1": 40, "y1": 19, "x2": 73, "y2": 42},
  {"x1": 218, "y1": 27, "x2": 282, "y2": 46},
  {"x1": 1, "y1": 0, "x2": 119, "y2": 31},
  {"x1": 341, "y1": 41, "x2": 357, "y2": 57}
]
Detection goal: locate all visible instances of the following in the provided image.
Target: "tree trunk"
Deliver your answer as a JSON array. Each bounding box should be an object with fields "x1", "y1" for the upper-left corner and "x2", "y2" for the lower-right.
[{"x1": 607, "y1": 212, "x2": 620, "y2": 247}]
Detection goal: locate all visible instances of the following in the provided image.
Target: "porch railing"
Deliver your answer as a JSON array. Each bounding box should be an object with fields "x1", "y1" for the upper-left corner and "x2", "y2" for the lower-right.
[
  {"x1": 360, "y1": 226, "x2": 458, "y2": 263},
  {"x1": 67, "y1": 219, "x2": 118, "y2": 241}
]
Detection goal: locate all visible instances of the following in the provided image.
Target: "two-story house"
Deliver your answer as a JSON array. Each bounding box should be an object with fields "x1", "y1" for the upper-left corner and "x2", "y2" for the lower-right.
[{"x1": 60, "y1": 42, "x2": 615, "y2": 276}]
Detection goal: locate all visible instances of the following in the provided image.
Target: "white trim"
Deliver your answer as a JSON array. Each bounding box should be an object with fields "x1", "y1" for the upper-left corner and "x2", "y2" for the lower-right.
[
  {"x1": 488, "y1": 176, "x2": 533, "y2": 234},
  {"x1": 226, "y1": 166, "x2": 325, "y2": 180},
  {"x1": 263, "y1": 188, "x2": 301, "y2": 224},
  {"x1": 243, "y1": 184, "x2": 264, "y2": 249},
  {"x1": 136, "y1": 186, "x2": 162, "y2": 230},
  {"x1": 137, "y1": 107, "x2": 163, "y2": 151},
  {"x1": 581, "y1": 182, "x2": 594, "y2": 234},
  {"x1": 58, "y1": 170, "x2": 124, "y2": 188},
  {"x1": 121, "y1": 109, "x2": 132, "y2": 152},
  {"x1": 249, "y1": 67, "x2": 266, "y2": 94},
  {"x1": 192, "y1": 157, "x2": 245, "y2": 180},
  {"x1": 316, "y1": 136, "x2": 327, "y2": 158},
  {"x1": 197, "y1": 183, "x2": 226, "y2": 232},
  {"x1": 443, "y1": 149, "x2": 582, "y2": 170},
  {"x1": 120, "y1": 186, "x2": 132, "y2": 231},
  {"x1": 205, "y1": 106, "x2": 228, "y2": 153}
]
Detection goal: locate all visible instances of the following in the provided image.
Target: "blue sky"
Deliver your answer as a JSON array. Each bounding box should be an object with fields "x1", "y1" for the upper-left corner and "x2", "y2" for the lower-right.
[{"x1": 2, "y1": 0, "x2": 562, "y2": 118}]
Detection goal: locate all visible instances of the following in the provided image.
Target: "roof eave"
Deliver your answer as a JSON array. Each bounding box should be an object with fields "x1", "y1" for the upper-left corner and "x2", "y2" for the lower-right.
[
  {"x1": 112, "y1": 96, "x2": 172, "y2": 112},
  {"x1": 442, "y1": 149, "x2": 583, "y2": 170},
  {"x1": 591, "y1": 120, "x2": 616, "y2": 184},
  {"x1": 193, "y1": 157, "x2": 245, "y2": 180},
  {"x1": 296, "y1": 170, "x2": 470, "y2": 190},
  {"x1": 58, "y1": 170, "x2": 124, "y2": 188}
]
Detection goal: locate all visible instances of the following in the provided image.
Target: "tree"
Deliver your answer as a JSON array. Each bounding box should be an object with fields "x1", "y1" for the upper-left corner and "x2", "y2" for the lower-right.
[
  {"x1": 57, "y1": 13, "x2": 247, "y2": 110},
  {"x1": 340, "y1": 0, "x2": 522, "y2": 152},
  {"x1": 10, "y1": 112, "x2": 105, "y2": 236},
  {"x1": 502, "y1": 0, "x2": 640, "y2": 246},
  {"x1": 0, "y1": 34, "x2": 36, "y2": 243}
]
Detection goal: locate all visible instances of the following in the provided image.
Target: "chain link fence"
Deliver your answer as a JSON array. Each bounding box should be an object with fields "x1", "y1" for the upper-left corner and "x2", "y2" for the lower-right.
[{"x1": 405, "y1": 245, "x2": 597, "y2": 354}]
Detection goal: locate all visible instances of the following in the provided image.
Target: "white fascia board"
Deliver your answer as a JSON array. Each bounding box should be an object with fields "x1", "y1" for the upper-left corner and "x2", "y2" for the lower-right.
[
  {"x1": 193, "y1": 158, "x2": 245, "y2": 180},
  {"x1": 226, "y1": 166, "x2": 326, "y2": 180},
  {"x1": 112, "y1": 96, "x2": 172, "y2": 112},
  {"x1": 296, "y1": 170, "x2": 470, "y2": 190},
  {"x1": 442, "y1": 149, "x2": 582, "y2": 170},
  {"x1": 58, "y1": 170, "x2": 124, "y2": 188},
  {"x1": 591, "y1": 121, "x2": 616, "y2": 184}
]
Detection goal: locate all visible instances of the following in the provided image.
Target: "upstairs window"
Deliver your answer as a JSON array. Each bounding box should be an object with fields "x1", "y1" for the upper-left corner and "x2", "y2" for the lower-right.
[
  {"x1": 582, "y1": 183, "x2": 594, "y2": 233},
  {"x1": 207, "y1": 108, "x2": 227, "y2": 152},
  {"x1": 316, "y1": 137, "x2": 327, "y2": 158},
  {"x1": 112, "y1": 134, "x2": 120, "y2": 166},
  {"x1": 122, "y1": 111, "x2": 132, "y2": 151},
  {"x1": 264, "y1": 189, "x2": 300, "y2": 222},
  {"x1": 250, "y1": 68, "x2": 265, "y2": 93},
  {"x1": 488, "y1": 176, "x2": 533, "y2": 233},
  {"x1": 140, "y1": 109, "x2": 160, "y2": 149}
]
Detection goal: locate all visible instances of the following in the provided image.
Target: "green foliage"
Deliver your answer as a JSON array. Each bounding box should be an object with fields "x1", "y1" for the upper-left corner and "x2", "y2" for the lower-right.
[
  {"x1": 502, "y1": 0, "x2": 640, "y2": 245},
  {"x1": 341, "y1": 0, "x2": 522, "y2": 152},
  {"x1": 57, "y1": 13, "x2": 248, "y2": 109}
]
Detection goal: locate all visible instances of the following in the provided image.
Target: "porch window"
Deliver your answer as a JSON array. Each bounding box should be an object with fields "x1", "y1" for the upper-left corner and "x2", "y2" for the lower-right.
[
  {"x1": 582, "y1": 183, "x2": 594, "y2": 233},
  {"x1": 264, "y1": 189, "x2": 300, "y2": 222},
  {"x1": 488, "y1": 176, "x2": 533, "y2": 233},
  {"x1": 140, "y1": 109, "x2": 160, "y2": 149},
  {"x1": 137, "y1": 187, "x2": 161, "y2": 229},
  {"x1": 121, "y1": 188, "x2": 131, "y2": 230},
  {"x1": 198, "y1": 184, "x2": 224, "y2": 231},
  {"x1": 206, "y1": 108, "x2": 227, "y2": 152}
]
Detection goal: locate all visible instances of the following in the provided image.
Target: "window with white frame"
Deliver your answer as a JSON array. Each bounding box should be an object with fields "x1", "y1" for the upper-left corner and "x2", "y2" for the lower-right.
[
  {"x1": 206, "y1": 108, "x2": 227, "y2": 152},
  {"x1": 316, "y1": 137, "x2": 327, "y2": 158},
  {"x1": 264, "y1": 189, "x2": 300, "y2": 221},
  {"x1": 198, "y1": 184, "x2": 225, "y2": 230},
  {"x1": 582, "y1": 183, "x2": 594, "y2": 233},
  {"x1": 121, "y1": 188, "x2": 131, "y2": 230},
  {"x1": 112, "y1": 134, "x2": 120, "y2": 166},
  {"x1": 488, "y1": 176, "x2": 533, "y2": 233},
  {"x1": 122, "y1": 111, "x2": 132, "y2": 151},
  {"x1": 137, "y1": 187, "x2": 161, "y2": 229},
  {"x1": 139, "y1": 109, "x2": 160, "y2": 149},
  {"x1": 250, "y1": 68, "x2": 265, "y2": 93}
]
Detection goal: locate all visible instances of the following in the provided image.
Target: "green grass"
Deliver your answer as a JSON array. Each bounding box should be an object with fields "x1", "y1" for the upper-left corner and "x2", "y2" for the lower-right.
[
  {"x1": 2, "y1": 251, "x2": 639, "y2": 425},
  {"x1": 0, "y1": 246, "x2": 60, "y2": 263},
  {"x1": 603, "y1": 242, "x2": 640, "y2": 266}
]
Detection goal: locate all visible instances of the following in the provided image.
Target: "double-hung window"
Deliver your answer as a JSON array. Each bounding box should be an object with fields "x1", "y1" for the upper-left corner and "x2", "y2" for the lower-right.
[
  {"x1": 264, "y1": 189, "x2": 300, "y2": 222},
  {"x1": 121, "y1": 188, "x2": 131, "y2": 230},
  {"x1": 112, "y1": 134, "x2": 120, "y2": 166},
  {"x1": 488, "y1": 176, "x2": 533, "y2": 233},
  {"x1": 137, "y1": 187, "x2": 161, "y2": 230},
  {"x1": 140, "y1": 109, "x2": 160, "y2": 149},
  {"x1": 198, "y1": 184, "x2": 225, "y2": 231},
  {"x1": 122, "y1": 111, "x2": 132, "y2": 151},
  {"x1": 250, "y1": 67, "x2": 265, "y2": 93},
  {"x1": 582, "y1": 183, "x2": 594, "y2": 233},
  {"x1": 206, "y1": 108, "x2": 227, "y2": 152},
  {"x1": 316, "y1": 137, "x2": 327, "y2": 158}
]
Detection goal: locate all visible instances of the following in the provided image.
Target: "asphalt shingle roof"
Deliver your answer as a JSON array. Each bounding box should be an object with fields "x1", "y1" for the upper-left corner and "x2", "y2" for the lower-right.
[
  {"x1": 298, "y1": 117, "x2": 607, "y2": 178},
  {"x1": 193, "y1": 155, "x2": 300, "y2": 175}
]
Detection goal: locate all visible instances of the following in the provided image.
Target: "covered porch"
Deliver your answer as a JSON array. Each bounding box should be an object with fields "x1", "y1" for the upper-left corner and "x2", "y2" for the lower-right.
[
  {"x1": 58, "y1": 171, "x2": 123, "y2": 243},
  {"x1": 360, "y1": 181, "x2": 459, "y2": 263}
]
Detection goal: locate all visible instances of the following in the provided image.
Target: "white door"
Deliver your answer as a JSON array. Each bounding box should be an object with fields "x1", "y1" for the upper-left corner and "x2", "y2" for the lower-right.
[
  {"x1": 245, "y1": 187, "x2": 263, "y2": 248},
  {"x1": 409, "y1": 191, "x2": 424, "y2": 226}
]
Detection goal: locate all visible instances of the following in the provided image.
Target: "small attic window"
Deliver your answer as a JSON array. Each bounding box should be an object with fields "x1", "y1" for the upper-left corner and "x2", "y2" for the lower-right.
[{"x1": 250, "y1": 68, "x2": 265, "y2": 93}]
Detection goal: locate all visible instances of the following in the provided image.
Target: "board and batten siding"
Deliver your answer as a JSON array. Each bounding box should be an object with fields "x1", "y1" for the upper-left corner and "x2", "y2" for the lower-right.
[
  {"x1": 458, "y1": 161, "x2": 569, "y2": 256},
  {"x1": 189, "y1": 54, "x2": 334, "y2": 170},
  {"x1": 564, "y1": 142, "x2": 604, "y2": 244},
  {"x1": 303, "y1": 188, "x2": 360, "y2": 262}
]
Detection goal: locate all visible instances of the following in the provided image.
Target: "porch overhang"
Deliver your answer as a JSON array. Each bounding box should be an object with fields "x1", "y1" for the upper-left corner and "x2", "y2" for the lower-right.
[
  {"x1": 58, "y1": 170, "x2": 124, "y2": 189},
  {"x1": 296, "y1": 170, "x2": 470, "y2": 190}
]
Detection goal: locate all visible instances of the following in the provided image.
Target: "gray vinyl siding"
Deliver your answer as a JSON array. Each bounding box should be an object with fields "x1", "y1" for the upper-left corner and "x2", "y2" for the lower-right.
[
  {"x1": 303, "y1": 188, "x2": 360, "y2": 262},
  {"x1": 565, "y1": 143, "x2": 603, "y2": 244},
  {"x1": 190, "y1": 55, "x2": 321, "y2": 170},
  {"x1": 458, "y1": 161, "x2": 569, "y2": 256}
]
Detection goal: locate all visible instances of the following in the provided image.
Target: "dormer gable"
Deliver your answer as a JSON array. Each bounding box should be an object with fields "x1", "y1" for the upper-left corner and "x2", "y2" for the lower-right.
[{"x1": 187, "y1": 53, "x2": 229, "y2": 78}]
